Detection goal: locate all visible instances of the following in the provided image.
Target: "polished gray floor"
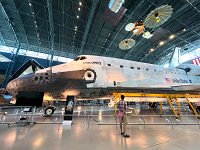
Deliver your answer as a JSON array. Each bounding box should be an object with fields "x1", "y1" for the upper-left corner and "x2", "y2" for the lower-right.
[
  {"x1": 0, "y1": 123, "x2": 200, "y2": 150},
  {"x1": 0, "y1": 105, "x2": 200, "y2": 150}
]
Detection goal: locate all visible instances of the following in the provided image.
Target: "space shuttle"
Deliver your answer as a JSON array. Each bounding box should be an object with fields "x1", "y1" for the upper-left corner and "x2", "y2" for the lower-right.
[{"x1": 6, "y1": 48, "x2": 200, "y2": 100}]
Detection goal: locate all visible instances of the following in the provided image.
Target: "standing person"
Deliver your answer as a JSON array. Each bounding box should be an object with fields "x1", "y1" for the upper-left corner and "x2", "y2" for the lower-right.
[{"x1": 117, "y1": 95, "x2": 130, "y2": 138}]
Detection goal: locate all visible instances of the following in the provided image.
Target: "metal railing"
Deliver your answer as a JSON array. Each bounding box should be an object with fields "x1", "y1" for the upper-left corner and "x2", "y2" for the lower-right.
[{"x1": 1, "y1": 106, "x2": 200, "y2": 130}]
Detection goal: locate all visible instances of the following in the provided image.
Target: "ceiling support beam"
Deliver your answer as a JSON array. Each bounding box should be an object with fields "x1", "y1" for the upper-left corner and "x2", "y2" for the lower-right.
[
  {"x1": 1, "y1": 0, "x2": 32, "y2": 57},
  {"x1": 0, "y1": 3, "x2": 18, "y2": 45},
  {"x1": 2, "y1": 44, "x2": 21, "y2": 87},
  {"x1": 79, "y1": 0, "x2": 99, "y2": 55},
  {"x1": 46, "y1": 0, "x2": 54, "y2": 67}
]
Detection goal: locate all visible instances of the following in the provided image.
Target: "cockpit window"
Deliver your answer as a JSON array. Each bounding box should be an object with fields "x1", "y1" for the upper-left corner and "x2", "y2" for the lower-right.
[
  {"x1": 74, "y1": 57, "x2": 80, "y2": 61},
  {"x1": 80, "y1": 56, "x2": 87, "y2": 60},
  {"x1": 74, "y1": 56, "x2": 87, "y2": 61}
]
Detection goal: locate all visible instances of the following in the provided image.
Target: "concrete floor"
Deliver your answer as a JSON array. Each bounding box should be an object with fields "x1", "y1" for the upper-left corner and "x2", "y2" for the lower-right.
[
  {"x1": 0, "y1": 123, "x2": 200, "y2": 150},
  {"x1": 0, "y1": 105, "x2": 200, "y2": 150}
]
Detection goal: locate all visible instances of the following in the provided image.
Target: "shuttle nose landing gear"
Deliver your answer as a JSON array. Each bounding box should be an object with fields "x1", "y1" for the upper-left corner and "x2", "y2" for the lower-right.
[{"x1": 44, "y1": 107, "x2": 56, "y2": 115}]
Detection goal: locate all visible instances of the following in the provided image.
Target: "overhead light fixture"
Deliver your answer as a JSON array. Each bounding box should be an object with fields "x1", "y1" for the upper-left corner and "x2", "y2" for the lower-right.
[
  {"x1": 75, "y1": 28, "x2": 77, "y2": 31},
  {"x1": 77, "y1": 15, "x2": 79, "y2": 19},
  {"x1": 79, "y1": 2, "x2": 82, "y2": 6},
  {"x1": 169, "y1": 34, "x2": 175, "y2": 40},
  {"x1": 34, "y1": 21, "x2": 36, "y2": 24},
  {"x1": 159, "y1": 41, "x2": 165, "y2": 46},
  {"x1": 183, "y1": 28, "x2": 186, "y2": 31},
  {"x1": 150, "y1": 48, "x2": 154, "y2": 52},
  {"x1": 78, "y1": 8, "x2": 80, "y2": 11},
  {"x1": 75, "y1": 26, "x2": 77, "y2": 29},
  {"x1": 29, "y1": 3, "x2": 32, "y2": 6}
]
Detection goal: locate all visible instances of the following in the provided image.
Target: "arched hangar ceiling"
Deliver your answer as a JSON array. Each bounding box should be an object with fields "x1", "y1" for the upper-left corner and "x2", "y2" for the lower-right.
[{"x1": 0, "y1": 0, "x2": 200, "y2": 64}]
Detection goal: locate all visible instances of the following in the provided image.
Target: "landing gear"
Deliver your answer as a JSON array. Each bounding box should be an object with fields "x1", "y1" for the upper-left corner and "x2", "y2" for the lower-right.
[{"x1": 44, "y1": 107, "x2": 56, "y2": 115}]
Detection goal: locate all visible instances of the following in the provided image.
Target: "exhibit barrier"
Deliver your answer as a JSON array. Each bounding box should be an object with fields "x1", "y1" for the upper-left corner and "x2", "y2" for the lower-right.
[{"x1": 0, "y1": 106, "x2": 200, "y2": 130}]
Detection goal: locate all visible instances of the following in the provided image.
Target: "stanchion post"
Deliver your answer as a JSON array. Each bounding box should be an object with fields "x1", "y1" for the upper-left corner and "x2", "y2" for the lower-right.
[
  {"x1": 170, "y1": 116, "x2": 173, "y2": 130},
  {"x1": 143, "y1": 116, "x2": 145, "y2": 128},
  {"x1": 87, "y1": 115, "x2": 90, "y2": 129},
  {"x1": 160, "y1": 102, "x2": 162, "y2": 116}
]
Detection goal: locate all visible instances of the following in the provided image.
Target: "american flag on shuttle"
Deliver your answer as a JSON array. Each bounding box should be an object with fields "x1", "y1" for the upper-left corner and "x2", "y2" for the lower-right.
[
  {"x1": 192, "y1": 58, "x2": 200, "y2": 65},
  {"x1": 165, "y1": 77, "x2": 172, "y2": 83}
]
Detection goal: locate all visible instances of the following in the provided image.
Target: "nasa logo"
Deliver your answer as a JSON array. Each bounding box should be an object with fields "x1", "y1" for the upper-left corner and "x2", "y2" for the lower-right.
[{"x1": 172, "y1": 79, "x2": 188, "y2": 83}]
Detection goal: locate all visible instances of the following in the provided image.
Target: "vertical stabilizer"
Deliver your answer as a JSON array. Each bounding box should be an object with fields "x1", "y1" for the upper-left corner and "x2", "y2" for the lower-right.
[{"x1": 169, "y1": 47, "x2": 181, "y2": 67}]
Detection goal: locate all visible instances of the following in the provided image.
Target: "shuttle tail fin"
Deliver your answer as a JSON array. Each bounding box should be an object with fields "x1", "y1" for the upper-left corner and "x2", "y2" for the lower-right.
[{"x1": 169, "y1": 47, "x2": 181, "y2": 67}]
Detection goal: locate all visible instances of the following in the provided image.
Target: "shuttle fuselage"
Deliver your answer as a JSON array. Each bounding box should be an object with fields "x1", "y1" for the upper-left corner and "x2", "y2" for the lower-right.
[{"x1": 6, "y1": 55, "x2": 200, "y2": 99}]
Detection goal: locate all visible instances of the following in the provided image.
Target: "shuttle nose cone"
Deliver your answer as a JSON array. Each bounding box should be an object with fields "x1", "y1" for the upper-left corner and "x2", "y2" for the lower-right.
[{"x1": 6, "y1": 80, "x2": 18, "y2": 95}]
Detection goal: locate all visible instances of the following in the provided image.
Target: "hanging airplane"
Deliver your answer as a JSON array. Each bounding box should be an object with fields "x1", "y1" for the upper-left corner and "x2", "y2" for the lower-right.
[{"x1": 6, "y1": 53, "x2": 200, "y2": 101}]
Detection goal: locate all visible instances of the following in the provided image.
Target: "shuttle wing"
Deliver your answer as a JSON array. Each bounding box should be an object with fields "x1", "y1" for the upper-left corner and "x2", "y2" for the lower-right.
[{"x1": 171, "y1": 84, "x2": 200, "y2": 91}]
